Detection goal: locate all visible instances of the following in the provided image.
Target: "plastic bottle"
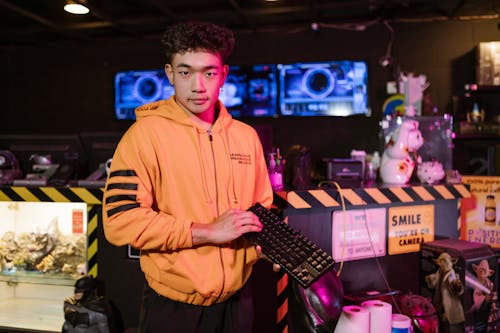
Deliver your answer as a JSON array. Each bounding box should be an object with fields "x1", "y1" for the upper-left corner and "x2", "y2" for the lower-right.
[
  {"x1": 391, "y1": 313, "x2": 411, "y2": 333},
  {"x1": 371, "y1": 151, "x2": 381, "y2": 170},
  {"x1": 268, "y1": 150, "x2": 284, "y2": 191}
]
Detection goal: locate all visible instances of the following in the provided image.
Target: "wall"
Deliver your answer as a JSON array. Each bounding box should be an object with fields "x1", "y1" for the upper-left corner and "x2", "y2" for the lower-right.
[{"x1": 0, "y1": 19, "x2": 498, "y2": 175}]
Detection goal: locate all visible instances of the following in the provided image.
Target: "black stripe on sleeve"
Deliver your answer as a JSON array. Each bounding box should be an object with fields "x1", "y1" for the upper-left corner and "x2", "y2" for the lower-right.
[
  {"x1": 107, "y1": 203, "x2": 141, "y2": 218},
  {"x1": 106, "y1": 183, "x2": 138, "y2": 191},
  {"x1": 110, "y1": 170, "x2": 137, "y2": 177},
  {"x1": 106, "y1": 194, "x2": 137, "y2": 204}
]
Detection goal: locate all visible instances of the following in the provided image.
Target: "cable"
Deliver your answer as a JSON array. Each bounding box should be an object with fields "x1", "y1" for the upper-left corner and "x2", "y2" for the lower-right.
[
  {"x1": 379, "y1": 20, "x2": 395, "y2": 67},
  {"x1": 318, "y1": 180, "x2": 347, "y2": 277},
  {"x1": 333, "y1": 181, "x2": 347, "y2": 277},
  {"x1": 361, "y1": 207, "x2": 402, "y2": 314},
  {"x1": 319, "y1": 179, "x2": 402, "y2": 312}
]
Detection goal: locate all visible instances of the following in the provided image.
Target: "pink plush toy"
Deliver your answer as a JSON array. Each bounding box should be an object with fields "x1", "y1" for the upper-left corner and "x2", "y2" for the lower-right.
[
  {"x1": 380, "y1": 119, "x2": 424, "y2": 184},
  {"x1": 417, "y1": 160, "x2": 445, "y2": 184}
]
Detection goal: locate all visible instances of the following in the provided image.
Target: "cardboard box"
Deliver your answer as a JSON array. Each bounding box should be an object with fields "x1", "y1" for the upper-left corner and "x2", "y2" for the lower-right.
[
  {"x1": 477, "y1": 42, "x2": 500, "y2": 86},
  {"x1": 460, "y1": 176, "x2": 500, "y2": 249},
  {"x1": 420, "y1": 239, "x2": 499, "y2": 333}
]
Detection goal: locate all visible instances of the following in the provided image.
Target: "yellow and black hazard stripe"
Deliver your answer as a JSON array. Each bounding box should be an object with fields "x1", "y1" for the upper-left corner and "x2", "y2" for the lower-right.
[
  {"x1": 283, "y1": 183, "x2": 471, "y2": 210},
  {"x1": 0, "y1": 186, "x2": 104, "y2": 277},
  {"x1": 87, "y1": 204, "x2": 100, "y2": 278},
  {"x1": 276, "y1": 269, "x2": 289, "y2": 333},
  {"x1": 0, "y1": 186, "x2": 104, "y2": 203}
]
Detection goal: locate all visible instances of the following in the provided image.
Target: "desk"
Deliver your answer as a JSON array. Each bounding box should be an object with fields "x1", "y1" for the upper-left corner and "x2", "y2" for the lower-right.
[
  {"x1": 0, "y1": 184, "x2": 472, "y2": 333},
  {"x1": 275, "y1": 183, "x2": 470, "y2": 333}
]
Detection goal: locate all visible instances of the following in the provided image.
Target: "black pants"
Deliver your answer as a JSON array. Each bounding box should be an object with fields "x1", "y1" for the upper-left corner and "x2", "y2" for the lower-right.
[{"x1": 138, "y1": 283, "x2": 254, "y2": 333}]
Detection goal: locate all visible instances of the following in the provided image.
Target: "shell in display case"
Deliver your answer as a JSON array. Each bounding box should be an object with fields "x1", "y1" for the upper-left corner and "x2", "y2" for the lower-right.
[{"x1": 0, "y1": 201, "x2": 88, "y2": 285}]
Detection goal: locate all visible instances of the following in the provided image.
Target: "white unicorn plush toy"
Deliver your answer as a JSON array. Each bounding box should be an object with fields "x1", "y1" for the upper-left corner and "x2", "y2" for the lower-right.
[{"x1": 380, "y1": 119, "x2": 424, "y2": 184}]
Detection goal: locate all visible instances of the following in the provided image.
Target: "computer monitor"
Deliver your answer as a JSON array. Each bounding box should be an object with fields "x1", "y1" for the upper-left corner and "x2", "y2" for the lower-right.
[
  {"x1": 78, "y1": 132, "x2": 123, "y2": 176},
  {"x1": 114, "y1": 64, "x2": 279, "y2": 120},
  {"x1": 0, "y1": 134, "x2": 86, "y2": 179},
  {"x1": 114, "y1": 69, "x2": 174, "y2": 121},
  {"x1": 278, "y1": 60, "x2": 370, "y2": 116},
  {"x1": 219, "y1": 64, "x2": 278, "y2": 117}
]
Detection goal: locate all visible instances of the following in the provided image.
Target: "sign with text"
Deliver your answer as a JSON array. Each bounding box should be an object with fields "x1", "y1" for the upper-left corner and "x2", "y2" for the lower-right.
[
  {"x1": 461, "y1": 176, "x2": 500, "y2": 248},
  {"x1": 332, "y1": 208, "x2": 386, "y2": 262},
  {"x1": 388, "y1": 204, "x2": 435, "y2": 255},
  {"x1": 72, "y1": 209, "x2": 84, "y2": 234}
]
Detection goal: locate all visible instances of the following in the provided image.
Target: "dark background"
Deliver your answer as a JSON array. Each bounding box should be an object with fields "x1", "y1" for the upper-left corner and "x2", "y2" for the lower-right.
[
  {"x1": 1, "y1": 19, "x2": 497, "y2": 171},
  {"x1": 1, "y1": 15, "x2": 500, "y2": 332}
]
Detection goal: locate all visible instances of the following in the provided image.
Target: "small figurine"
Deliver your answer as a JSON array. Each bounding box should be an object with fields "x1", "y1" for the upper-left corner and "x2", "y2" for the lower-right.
[
  {"x1": 467, "y1": 103, "x2": 485, "y2": 124},
  {"x1": 380, "y1": 119, "x2": 424, "y2": 184},
  {"x1": 425, "y1": 252, "x2": 465, "y2": 332},
  {"x1": 466, "y1": 259, "x2": 498, "y2": 332},
  {"x1": 62, "y1": 275, "x2": 111, "y2": 333}
]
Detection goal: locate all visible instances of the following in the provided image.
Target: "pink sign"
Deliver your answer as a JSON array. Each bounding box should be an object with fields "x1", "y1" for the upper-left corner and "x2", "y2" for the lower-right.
[{"x1": 332, "y1": 207, "x2": 386, "y2": 261}]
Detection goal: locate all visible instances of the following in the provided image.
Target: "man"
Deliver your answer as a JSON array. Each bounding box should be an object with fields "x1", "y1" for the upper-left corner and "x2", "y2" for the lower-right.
[{"x1": 102, "y1": 21, "x2": 273, "y2": 333}]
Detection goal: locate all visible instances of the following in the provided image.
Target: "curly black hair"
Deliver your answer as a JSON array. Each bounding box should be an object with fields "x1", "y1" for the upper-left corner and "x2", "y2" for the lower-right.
[{"x1": 161, "y1": 21, "x2": 235, "y2": 64}]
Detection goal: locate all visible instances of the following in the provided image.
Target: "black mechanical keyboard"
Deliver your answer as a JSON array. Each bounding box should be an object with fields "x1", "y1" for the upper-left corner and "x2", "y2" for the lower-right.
[{"x1": 247, "y1": 202, "x2": 336, "y2": 288}]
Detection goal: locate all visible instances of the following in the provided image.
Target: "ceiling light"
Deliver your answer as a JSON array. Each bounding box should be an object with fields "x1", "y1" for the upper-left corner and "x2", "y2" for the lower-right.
[{"x1": 64, "y1": 1, "x2": 89, "y2": 15}]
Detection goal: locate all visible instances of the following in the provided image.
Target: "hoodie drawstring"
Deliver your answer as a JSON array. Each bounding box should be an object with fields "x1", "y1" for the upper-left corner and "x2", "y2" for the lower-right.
[{"x1": 220, "y1": 119, "x2": 239, "y2": 207}]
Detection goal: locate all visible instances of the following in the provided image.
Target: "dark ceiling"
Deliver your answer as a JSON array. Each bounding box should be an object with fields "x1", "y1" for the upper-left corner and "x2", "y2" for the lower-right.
[{"x1": 0, "y1": 0, "x2": 498, "y2": 47}]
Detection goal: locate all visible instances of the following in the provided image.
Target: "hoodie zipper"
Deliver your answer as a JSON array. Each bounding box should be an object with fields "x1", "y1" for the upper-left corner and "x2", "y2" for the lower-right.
[
  {"x1": 208, "y1": 129, "x2": 225, "y2": 303},
  {"x1": 208, "y1": 130, "x2": 219, "y2": 214}
]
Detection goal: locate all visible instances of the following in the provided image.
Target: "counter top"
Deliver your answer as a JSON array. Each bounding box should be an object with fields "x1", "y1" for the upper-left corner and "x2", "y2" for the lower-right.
[{"x1": 276, "y1": 183, "x2": 471, "y2": 210}]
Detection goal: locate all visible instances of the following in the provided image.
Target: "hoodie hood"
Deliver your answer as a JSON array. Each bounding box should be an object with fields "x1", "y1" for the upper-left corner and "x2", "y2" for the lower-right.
[
  {"x1": 135, "y1": 96, "x2": 237, "y2": 206},
  {"x1": 135, "y1": 96, "x2": 233, "y2": 132}
]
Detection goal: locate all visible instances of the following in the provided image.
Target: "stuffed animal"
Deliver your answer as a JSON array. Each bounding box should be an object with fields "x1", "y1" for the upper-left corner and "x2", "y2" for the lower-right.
[{"x1": 380, "y1": 119, "x2": 424, "y2": 184}]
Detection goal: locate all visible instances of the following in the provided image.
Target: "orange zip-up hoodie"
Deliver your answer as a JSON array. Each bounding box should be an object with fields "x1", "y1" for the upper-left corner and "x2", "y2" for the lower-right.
[{"x1": 102, "y1": 96, "x2": 273, "y2": 306}]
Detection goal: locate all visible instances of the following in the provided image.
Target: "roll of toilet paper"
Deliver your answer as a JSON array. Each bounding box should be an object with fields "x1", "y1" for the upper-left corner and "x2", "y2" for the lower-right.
[
  {"x1": 333, "y1": 305, "x2": 370, "y2": 333},
  {"x1": 361, "y1": 300, "x2": 392, "y2": 333}
]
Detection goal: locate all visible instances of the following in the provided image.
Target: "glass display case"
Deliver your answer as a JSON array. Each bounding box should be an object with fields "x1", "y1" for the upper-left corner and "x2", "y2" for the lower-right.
[
  {"x1": 380, "y1": 114, "x2": 454, "y2": 170},
  {"x1": 0, "y1": 200, "x2": 88, "y2": 332}
]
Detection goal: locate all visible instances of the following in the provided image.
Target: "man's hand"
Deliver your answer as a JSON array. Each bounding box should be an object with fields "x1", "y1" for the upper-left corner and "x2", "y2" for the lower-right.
[
  {"x1": 191, "y1": 209, "x2": 262, "y2": 245},
  {"x1": 191, "y1": 209, "x2": 280, "y2": 272},
  {"x1": 256, "y1": 245, "x2": 281, "y2": 272}
]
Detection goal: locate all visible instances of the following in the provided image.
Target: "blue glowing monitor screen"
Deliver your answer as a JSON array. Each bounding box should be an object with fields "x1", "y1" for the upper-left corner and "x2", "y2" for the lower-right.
[
  {"x1": 114, "y1": 69, "x2": 174, "y2": 121},
  {"x1": 219, "y1": 64, "x2": 278, "y2": 117},
  {"x1": 279, "y1": 61, "x2": 370, "y2": 116},
  {"x1": 114, "y1": 65, "x2": 277, "y2": 120}
]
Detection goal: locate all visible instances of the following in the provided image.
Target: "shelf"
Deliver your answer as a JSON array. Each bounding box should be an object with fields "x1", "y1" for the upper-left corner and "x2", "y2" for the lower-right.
[
  {"x1": 0, "y1": 280, "x2": 71, "y2": 332},
  {"x1": 465, "y1": 84, "x2": 500, "y2": 93},
  {"x1": 0, "y1": 271, "x2": 76, "y2": 286},
  {"x1": 0, "y1": 297, "x2": 63, "y2": 332}
]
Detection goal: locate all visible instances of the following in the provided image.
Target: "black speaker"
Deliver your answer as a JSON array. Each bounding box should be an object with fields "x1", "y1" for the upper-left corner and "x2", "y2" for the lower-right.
[{"x1": 324, "y1": 158, "x2": 363, "y2": 188}]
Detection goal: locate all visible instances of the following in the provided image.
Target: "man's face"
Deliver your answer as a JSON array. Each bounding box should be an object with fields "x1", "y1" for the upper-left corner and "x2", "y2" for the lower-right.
[{"x1": 165, "y1": 50, "x2": 228, "y2": 117}]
